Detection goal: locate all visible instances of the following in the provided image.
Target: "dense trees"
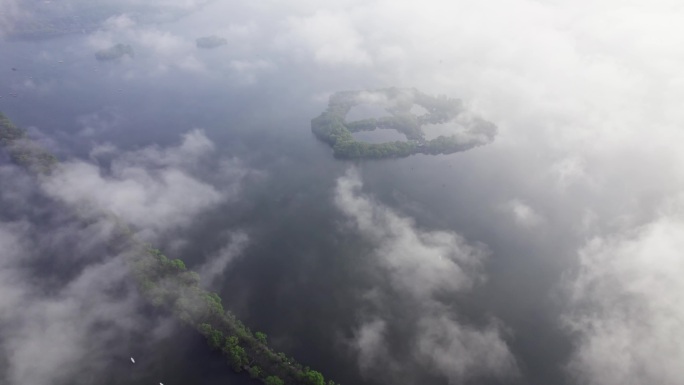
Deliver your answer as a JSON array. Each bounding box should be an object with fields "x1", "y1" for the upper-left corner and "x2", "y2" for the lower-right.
[
  {"x1": 310, "y1": 88, "x2": 496, "y2": 159},
  {"x1": 138, "y1": 247, "x2": 342, "y2": 385},
  {"x1": 265, "y1": 376, "x2": 285, "y2": 385},
  {"x1": 199, "y1": 323, "x2": 224, "y2": 349},
  {"x1": 255, "y1": 332, "x2": 268, "y2": 344},
  {"x1": 248, "y1": 366, "x2": 263, "y2": 379},
  {"x1": 303, "y1": 370, "x2": 326, "y2": 385},
  {"x1": 225, "y1": 335, "x2": 248, "y2": 371}
]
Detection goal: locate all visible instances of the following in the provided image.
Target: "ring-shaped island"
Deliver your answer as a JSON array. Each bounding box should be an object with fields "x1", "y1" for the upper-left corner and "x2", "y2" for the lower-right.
[{"x1": 311, "y1": 88, "x2": 497, "y2": 159}]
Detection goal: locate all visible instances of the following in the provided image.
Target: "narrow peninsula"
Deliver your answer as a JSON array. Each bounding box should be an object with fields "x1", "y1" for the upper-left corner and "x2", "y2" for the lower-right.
[{"x1": 0, "y1": 111, "x2": 340, "y2": 385}]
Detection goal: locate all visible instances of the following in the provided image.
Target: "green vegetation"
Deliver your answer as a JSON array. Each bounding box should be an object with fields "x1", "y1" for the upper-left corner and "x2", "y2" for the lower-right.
[
  {"x1": 0, "y1": 112, "x2": 58, "y2": 174},
  {"x1": 95, "y1": 44, "x2": 134, "y2": 61},
  {"x1": 255, "y1": 331, "x2": 268, "y2": 344},
  {"x1": 311, "y1": 87, "x2": 497, "y2": 159},
  {"x1": 196, "y1": 35, "x2": 228, "y2": 49},
  {"x1": 134, "y1": 247, "x2": 341, "y2": 385},
  {"x1": 0, "y1": 111, "x2": 342, "y2": 385},
  {"x1": 266, "y1": 375, "x2": 285, "y2": 385},
  {"x1": 303, "y1": 370, "x2": 326, "y2": 385}
]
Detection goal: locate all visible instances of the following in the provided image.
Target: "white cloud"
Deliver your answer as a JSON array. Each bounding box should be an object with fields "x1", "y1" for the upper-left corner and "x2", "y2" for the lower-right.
[
  {"x1": 5, "y1": 1, "x2": 684, "y2": 384},
  {"x1": 564, "y1": 200, "x2": 684, "y2": 385},
  {"x1": 0, "y1": 0, "x2": 30, "y2": 37},
  {"x1": 279, "y1": 10, "x2": 372, "y2": 66},
  {"x1": 4, "y1": 257, "x2": 138, "y2": 385},
  {"x1": 137, "y1": 29, "x2": 190, "y2": 56},
  {"x1": 0, "y1": 125, "x2": 252, "y2": 385},
  {"x1": 417, "y1": 315, "x2": 515, "y2": 382},
  {"x1": 548, "y1": 156, "x2": 589, "y2": 191},
  {"x1": 502, "y1": 199, "x2": 544, "y2": 228},
  {"x1": 336, "y1": 169, "x2": 516, "y2": 383},
  {"x1": 77, "y1": 108, "x2": 126, "y2": 138},
  {"x1": 228, "y1": 59, "x2": 275, "y2": 84},
  {"x1": 42, "y1": 130, "x2": 247, "y2": 239},
  {"x1": 0, "y1": 218, "x2": 151, "y2": 385},
  {"x1": 86, "y1": 20, "x2": 204, "y2": 77},
  {"x1": 102, "y1": 14, "x2": 136, "y2": 31},
  {"x1": 336, "y1": 169, "x2": 487, "y2": 298},
  {"x1": 197, "y1": 231, "x2": 249, "y2": 287},
  {"x1": 46, "y1": 161, "x2": 221, "y2": 232},
  {"x1": 352, "y1": 319, "x2": 388, "y2": 372}
]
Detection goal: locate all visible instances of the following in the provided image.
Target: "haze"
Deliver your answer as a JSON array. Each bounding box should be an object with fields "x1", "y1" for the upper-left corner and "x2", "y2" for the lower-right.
[{"x1": 1, "y1": 1, "x2": 683, "y2": 385}]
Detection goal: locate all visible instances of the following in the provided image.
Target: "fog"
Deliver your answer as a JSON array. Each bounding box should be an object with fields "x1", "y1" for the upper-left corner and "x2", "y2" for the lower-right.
[{"x1": 1, "y1": 1, "x2": 683, "y2": 385}]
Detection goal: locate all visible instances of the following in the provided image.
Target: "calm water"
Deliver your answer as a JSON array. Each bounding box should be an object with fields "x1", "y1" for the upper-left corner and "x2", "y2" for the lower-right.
[{"x1": 0, "y1": 21, "x2": 574, "y2": 385}]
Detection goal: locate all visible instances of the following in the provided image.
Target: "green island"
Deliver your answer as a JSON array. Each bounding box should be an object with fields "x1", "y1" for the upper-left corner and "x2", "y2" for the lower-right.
[
  {"x1": 196, "y1": 35, "x2": 228, "y2": 49},
  {"x1": 0, "y1": 112, "x2": 339, "y2": 385},
  {"x1": 311, "y1": 87, "x2": 497, "y2": 159},
  {"x1": 95, "y1": 43, "x2": 134, "y2": 61}
]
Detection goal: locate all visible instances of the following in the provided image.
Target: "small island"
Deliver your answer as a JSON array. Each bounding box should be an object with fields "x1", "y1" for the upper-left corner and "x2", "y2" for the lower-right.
[
  {"x1": 95, "y1": 43, "x2": 134, "y2": 61},
  {"x1": 311, "y1": 88, "x2": 497, "y2": 159},
  {"x1": 196, "y1": 35, "x2": 228, "y2": 49}
]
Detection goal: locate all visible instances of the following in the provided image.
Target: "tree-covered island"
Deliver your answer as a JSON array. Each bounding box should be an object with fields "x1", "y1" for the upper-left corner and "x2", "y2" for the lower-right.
[
  {"x1": 0, "y1": 111, "x2": 340, "y2": 385},
  {"x1": 95, "y1": 43, "x2": 134, "y2": 61},
  {"x1": 311, "y1": 88, "x2": 497, "y2": 159}
]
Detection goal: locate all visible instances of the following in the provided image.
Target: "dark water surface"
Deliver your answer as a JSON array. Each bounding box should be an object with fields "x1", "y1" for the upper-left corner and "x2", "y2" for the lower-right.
[{"x1": 0, "y1": 22, "x2": 574, "y2": 385}]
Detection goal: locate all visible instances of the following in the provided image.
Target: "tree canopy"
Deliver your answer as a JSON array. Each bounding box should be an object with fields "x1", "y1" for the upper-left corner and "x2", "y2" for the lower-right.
[{"x1": 311, "y1": 88, "x2": 497, "y2": 159}]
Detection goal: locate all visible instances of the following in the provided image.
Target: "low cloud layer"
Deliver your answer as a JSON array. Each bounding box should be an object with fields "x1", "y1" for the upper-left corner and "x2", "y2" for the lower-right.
[
  {"x1": 0, "y1": 191, "x2": 147, "y2": 385},
  {"x1": 0, "y1": 128, "x2": 254, "y2": 385},
  {"x1": 564, "y1": 201, "x2": 684, "y2": 385},
  {"x1": 43, "y1": 129, "x2": 250, "y2": 240},
  {"x1": 501, "y1": 199, "x2": 544, "y2": 228},
  {"x1": 335, "y1": 169, "x2": 517, "y2": 383},
  {"x1": 197, "y1": 231, "x2": 250, "y2": 287},
  {"x1": 4, "y1": 1, "x2": 684, "y2": 384}
]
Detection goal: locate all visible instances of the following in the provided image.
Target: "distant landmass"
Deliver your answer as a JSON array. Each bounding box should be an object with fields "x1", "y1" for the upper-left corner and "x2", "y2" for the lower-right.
[
  {"x1": 3, "y1": 2, "x2": 216, "y2": 41},
  {"x1": 196, "y1": 35, "x2": 228, "y2": 49},
  {"x1": 95, "y1": 43, "x2": 134, "y2": 61},
  {"x1": 311, "y1": 88, "x2": 497, "y2": 159}
]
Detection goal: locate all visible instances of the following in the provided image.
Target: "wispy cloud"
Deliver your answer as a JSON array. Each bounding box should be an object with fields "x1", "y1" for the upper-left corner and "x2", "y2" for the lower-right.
[
  {"x1": 0, "y1": 208, "x2": 147, "y2": 385},
  {"x1": 0, "y1": 127, "x2": 255, "y2": 385},
  {"x1": 564, "y1": 200, "x2": 684, "y2": 385},
  {"x1": 501, "y1": 199, "x2": 544, "y2": 228},
  {"x1": 335, "y1": 169, "x2": 517, "y2": 383},
  {"x1": 42, "y1": 129, "x2": 249, "y2": 240}
]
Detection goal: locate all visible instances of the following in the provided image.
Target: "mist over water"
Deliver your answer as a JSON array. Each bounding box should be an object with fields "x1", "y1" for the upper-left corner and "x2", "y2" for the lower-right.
[{"x1": 2, "y1": 2, "x2": 684, "y2": 385}]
